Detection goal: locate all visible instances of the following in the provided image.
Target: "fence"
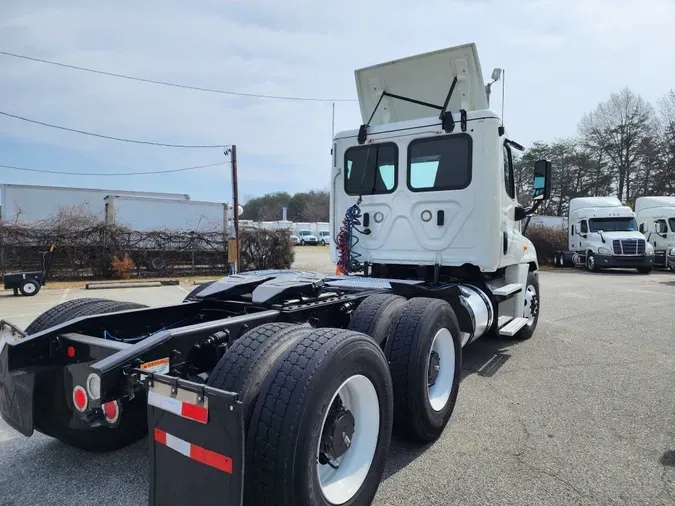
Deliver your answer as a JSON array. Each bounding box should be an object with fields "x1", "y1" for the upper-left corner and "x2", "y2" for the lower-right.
[{"x1": 0, "y1": 224, "x2": 294, "y2": 281}]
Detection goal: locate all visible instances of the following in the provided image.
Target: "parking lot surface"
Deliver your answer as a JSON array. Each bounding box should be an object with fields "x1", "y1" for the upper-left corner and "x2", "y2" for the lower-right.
[{"x1": 1, "y1": 267, "x2": 675, "y2": 505}]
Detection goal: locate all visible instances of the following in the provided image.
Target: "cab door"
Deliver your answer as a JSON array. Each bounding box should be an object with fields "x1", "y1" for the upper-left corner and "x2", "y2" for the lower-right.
[{"x1": 501, "y1": 142, "x2": 521, "y2": 264}]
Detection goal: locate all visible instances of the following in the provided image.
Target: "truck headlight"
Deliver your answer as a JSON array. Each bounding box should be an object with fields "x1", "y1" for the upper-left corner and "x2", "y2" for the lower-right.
[
  {"x1": 598, "y1": 247, "x2": 611, "y2": 255},
  {"x1": 646, "y1": 243, "x2": 655, "y2": 256}
]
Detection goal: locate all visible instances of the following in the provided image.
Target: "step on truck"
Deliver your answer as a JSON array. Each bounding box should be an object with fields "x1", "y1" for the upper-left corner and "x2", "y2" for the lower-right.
[
  {"x1": 635, "y1": 196, "x2": 675, "y2": 271},
  {"x1": 0, "y1": 43, "x2": 552, "y2": 506},
  {"x1": 553, "y1": 196, "x2": 655, "y2": 273}
]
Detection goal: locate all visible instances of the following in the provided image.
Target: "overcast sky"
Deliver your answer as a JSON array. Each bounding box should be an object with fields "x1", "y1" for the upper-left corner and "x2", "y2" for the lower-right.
[{"x1": 1, "y1": 0, "x2": 674, "y2": 204}]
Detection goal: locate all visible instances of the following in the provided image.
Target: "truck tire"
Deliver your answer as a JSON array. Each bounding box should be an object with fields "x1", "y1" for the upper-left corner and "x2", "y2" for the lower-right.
[
  {"x1": 27, "y1": 298, "x2": 150, "y2": 452},
  {"x1": 25, "y1": 298, "x2": 115, "y2": 334},
  {"x1": 347, "y1": 294, "x2": 406, "y2": 346},
  {"x1": 206, "y1": 322, "x2": 312, "y2": 427},
  {"x1": 246, "y1": 328, "x2": 394, "y2": 506},
  {"x1": 586, "y1": 252, "x2": 599, "y2": 272},
  {"x1": 511, "y1": 270, "x2": 540, "y2": 341},
  {"x1": 183, "y1": 281, "x2": 215, "y2": 301},
  {"x1": 19, "y1": 279, "x2": 41, "y2": 296},
  {"x1": 385, "y1": 297, "x2": 462, "y2": 442}
]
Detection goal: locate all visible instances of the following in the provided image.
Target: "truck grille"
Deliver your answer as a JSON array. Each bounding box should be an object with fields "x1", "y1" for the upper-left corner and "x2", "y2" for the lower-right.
[{"x1": 612, "y1": 239, "x2": 645, "y2": 256}]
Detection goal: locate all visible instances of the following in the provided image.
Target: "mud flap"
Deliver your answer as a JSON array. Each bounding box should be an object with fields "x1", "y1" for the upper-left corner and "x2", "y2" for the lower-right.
[{"x1": 146, "y1": 374, "x2": 244, "y2": 506}]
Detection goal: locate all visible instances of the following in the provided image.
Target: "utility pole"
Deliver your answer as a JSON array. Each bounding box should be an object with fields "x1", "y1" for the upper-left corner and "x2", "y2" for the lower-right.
[
  {"x1": 231, "y1": 144, "x2": 240, "y2": 273},
  {"x1": 225, "y1": 145, "x2": 240, "y2": 274}
]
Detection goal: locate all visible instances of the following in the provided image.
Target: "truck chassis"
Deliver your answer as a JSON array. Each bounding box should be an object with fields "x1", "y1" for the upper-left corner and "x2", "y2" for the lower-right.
[{"x1": 0, "y1": 267, "x2": 537, "y2": 506}]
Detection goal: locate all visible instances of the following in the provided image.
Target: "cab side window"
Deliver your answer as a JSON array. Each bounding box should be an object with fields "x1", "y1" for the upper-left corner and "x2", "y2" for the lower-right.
[
  {"x1": 503, "y1": 144, "x2": 515, "y2": 199},
  {"x1": 580, "y1": 221, "x2": 588, "y2": 234},
  {"x1": 655, "y1": 219, "x2": 668, "y2": 234}
]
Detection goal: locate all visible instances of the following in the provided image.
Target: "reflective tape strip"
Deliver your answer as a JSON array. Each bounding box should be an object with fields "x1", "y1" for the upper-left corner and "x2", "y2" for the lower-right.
[
  {"x1": 153, "y1": 429, "x2": 232, "y2": 474},
  {"x1": 147, "y1": 390, "x2": 208, "y2": 424}
]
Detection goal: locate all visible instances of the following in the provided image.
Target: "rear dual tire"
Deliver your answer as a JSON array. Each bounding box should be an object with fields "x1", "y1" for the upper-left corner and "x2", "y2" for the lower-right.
[
  {"x1": 243, "y1": 328, "x2": 394, "y2": 506},
  {"x1": 385, "y1": 297, "x2": 462, "y2": 442}
]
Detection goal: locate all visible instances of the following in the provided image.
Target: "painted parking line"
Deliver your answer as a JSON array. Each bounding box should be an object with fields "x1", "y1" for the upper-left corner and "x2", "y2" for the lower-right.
[{"x1": 176, "y1": 285, "x2": 189, "y2": 294}]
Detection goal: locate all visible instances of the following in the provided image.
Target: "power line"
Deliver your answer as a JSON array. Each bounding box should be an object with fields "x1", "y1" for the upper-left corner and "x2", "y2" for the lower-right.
[
  {"x1": 0, "y1": 160, "x2": 228, "y2": 176},
  {"x1": 0, "y1": 111, "x2": 226, "y2": 148},
  {"x1": 0, "y1": 50, "x2": 356, "y2": 103}
]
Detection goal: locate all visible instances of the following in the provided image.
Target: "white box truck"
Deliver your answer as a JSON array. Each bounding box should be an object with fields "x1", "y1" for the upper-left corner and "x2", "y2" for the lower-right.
[
  {"x1": 635, "y1": 196, "x2": 675, "y2": 271},
  {"x1": 553, "y1": 196, "x2": 655, "y2": 273},
  {"x1": 0, "y1": 183, "x2": 189, "y2": 225}
]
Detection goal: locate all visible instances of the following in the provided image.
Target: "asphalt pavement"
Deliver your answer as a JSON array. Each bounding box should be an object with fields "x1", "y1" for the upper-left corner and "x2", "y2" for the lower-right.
[{"x1": 1, "y1": 267, "x2": 675, "y2": 505}]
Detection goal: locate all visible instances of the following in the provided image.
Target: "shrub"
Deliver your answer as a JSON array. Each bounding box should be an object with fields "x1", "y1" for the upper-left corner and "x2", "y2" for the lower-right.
[
  {"x1": 111, "y1": 253, "x2": 135, "y2": 280},
  {"x1": 240, "y1": 228, "x2": 295, "y2": 271},
  {"x1": 525, "y1": 224, "x2": 568, "y2": 265}
]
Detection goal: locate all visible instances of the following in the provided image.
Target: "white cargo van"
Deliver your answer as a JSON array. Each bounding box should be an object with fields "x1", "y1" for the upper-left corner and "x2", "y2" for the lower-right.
[
  {"x1": 635, "y1": 196, "x2": 675, "y2": 271},
  {"x1": 554, "y1": 196, "x2": 655, "y2": 273}
]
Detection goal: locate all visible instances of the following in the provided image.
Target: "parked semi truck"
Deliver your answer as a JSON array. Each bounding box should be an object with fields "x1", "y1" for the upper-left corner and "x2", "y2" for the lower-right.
[
  {"x1": 0, "y1": 43, "x2": 552, "y2": 506},
  {"x1": 635, "y1": 196, "x2": 675, "y2": 271},
  {"x1": 553, "y1": 196, "x2": 654, "y2": 273}
]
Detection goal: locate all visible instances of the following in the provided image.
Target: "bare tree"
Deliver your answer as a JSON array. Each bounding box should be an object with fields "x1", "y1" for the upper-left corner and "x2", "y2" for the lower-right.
[{"x1": 579, "y1": 88, "x2": 655, "y2": 202}]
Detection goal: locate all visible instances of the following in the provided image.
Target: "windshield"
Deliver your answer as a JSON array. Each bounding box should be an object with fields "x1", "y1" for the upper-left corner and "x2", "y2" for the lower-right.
[{"x1": 589, "y1": 217, "x2": 638, "y2": 232}]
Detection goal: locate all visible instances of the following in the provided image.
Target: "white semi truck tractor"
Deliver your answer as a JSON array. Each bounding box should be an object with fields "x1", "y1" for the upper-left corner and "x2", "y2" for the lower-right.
[
  {"x1": 554, "y1": 196, "x2": 655, "y2": 273},
  {"x1": 1, "y1": 43, "x2": 552, "y2": 506},
  {"x1": 635, "y1": 196, "x2": 675, "y2": 271}
]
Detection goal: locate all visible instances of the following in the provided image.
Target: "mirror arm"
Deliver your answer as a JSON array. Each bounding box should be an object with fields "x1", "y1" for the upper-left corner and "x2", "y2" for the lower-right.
[{"x1": 516, "y1": 200, "x2": 543, "y2": 221}]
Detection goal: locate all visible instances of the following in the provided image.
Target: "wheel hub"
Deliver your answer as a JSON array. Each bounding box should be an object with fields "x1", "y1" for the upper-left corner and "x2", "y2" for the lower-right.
[
  {"x1": 319, "y1": 398, "x2": 355, "y2": 465},
  {"x1": 428, "y1": 351, "x2": 441, "y2": 387},
  {"x1": 524, "y1": 285, "x2": 539, "y2": 321}
]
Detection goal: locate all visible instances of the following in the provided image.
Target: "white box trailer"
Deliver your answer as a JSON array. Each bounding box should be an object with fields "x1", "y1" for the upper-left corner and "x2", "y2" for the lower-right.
[
  {"x1": 553, "y1": 196, "x2": 655, "y2": 272},
  {"x1": 104, "y1": 194, "x2": 229, "y2": 232},
  {"x1": 0, "y1": 183, "x2": 189, "y2": 225},
  {"x1": 635, "y1": 196, "x2": 675, "y2": 270}
]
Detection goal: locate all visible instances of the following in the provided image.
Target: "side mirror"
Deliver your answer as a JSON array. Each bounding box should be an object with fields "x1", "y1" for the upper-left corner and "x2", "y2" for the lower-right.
[
  {"x1": 532, "y1": 160, "x2": 552, "y2": 201},
  {"x1": 574, "y1": 223, "x2": 581, "y2": 235}
]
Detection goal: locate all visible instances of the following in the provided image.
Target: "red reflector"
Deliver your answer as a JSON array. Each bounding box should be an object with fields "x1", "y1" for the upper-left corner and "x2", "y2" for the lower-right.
[
  {"x1": 190, "y1": 444, "x2": 233, "y2": 474},
  {"x1": 73, "y1": 386, "x2": 88, "y2": 412},
  {"x1": 67, "y1": 346, "x2": 75, "y2": 358},
  {"x1": 154, "y1": 428, "x2": 232, "y2": 474},
  {"x1": 103, "y1": 401, "x2": 120, "y2": 423},
  {"x1": 181, "y1": 402, "x2": 208, "y2": 424},
  {"x1": 154, "y1": 428, "x2": 167, "y2": 446}
]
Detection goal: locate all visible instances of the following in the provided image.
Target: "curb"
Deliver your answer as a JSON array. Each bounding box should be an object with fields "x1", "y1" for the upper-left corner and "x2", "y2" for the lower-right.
[
  {"x1": 86, "y1": 280, "x2": 179, "y2": 290},
  {"x1": 193, "y1": 280, "x2": 216, "y2": 286}
]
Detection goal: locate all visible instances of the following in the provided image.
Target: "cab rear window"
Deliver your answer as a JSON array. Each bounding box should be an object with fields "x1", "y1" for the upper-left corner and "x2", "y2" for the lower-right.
[
  {"x1": 344, "y1": 143, "x2": 398, "y2": 196},
  {"x1": 407, "y1": 134, "x2": 472, "y2": 192}
]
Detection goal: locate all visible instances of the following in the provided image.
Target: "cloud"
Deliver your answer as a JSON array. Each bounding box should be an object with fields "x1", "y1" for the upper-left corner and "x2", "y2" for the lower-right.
[{"x1": 1, "y1": 0, "x2": 674, "y2": 202}]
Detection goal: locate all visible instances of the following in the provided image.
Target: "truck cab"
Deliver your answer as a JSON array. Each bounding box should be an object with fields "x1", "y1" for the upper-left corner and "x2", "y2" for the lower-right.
[
  {"x1": 566, "y1": 196, "x2": 654, "y2": 273},
  {"x1": 635, "y1": 196, "x2": 675, "y2": 270},
  {"x1": 330, "y1": 43, "x2": 552, "y2": 338}
]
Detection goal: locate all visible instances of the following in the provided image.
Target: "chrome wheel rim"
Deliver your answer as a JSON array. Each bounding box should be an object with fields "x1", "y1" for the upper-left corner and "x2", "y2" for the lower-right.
[{"x1": 316, "y1": 374, "x2": 379, "y2": 505}]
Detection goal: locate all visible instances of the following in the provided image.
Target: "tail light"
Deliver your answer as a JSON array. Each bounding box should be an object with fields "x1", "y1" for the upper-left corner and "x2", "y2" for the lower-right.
[
  {"x1": 72, "y1": 386, "x2": 88, "y2": 412},
  {"x1": 103, "y1": 400, "x2": 120, "y2": 424}
]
